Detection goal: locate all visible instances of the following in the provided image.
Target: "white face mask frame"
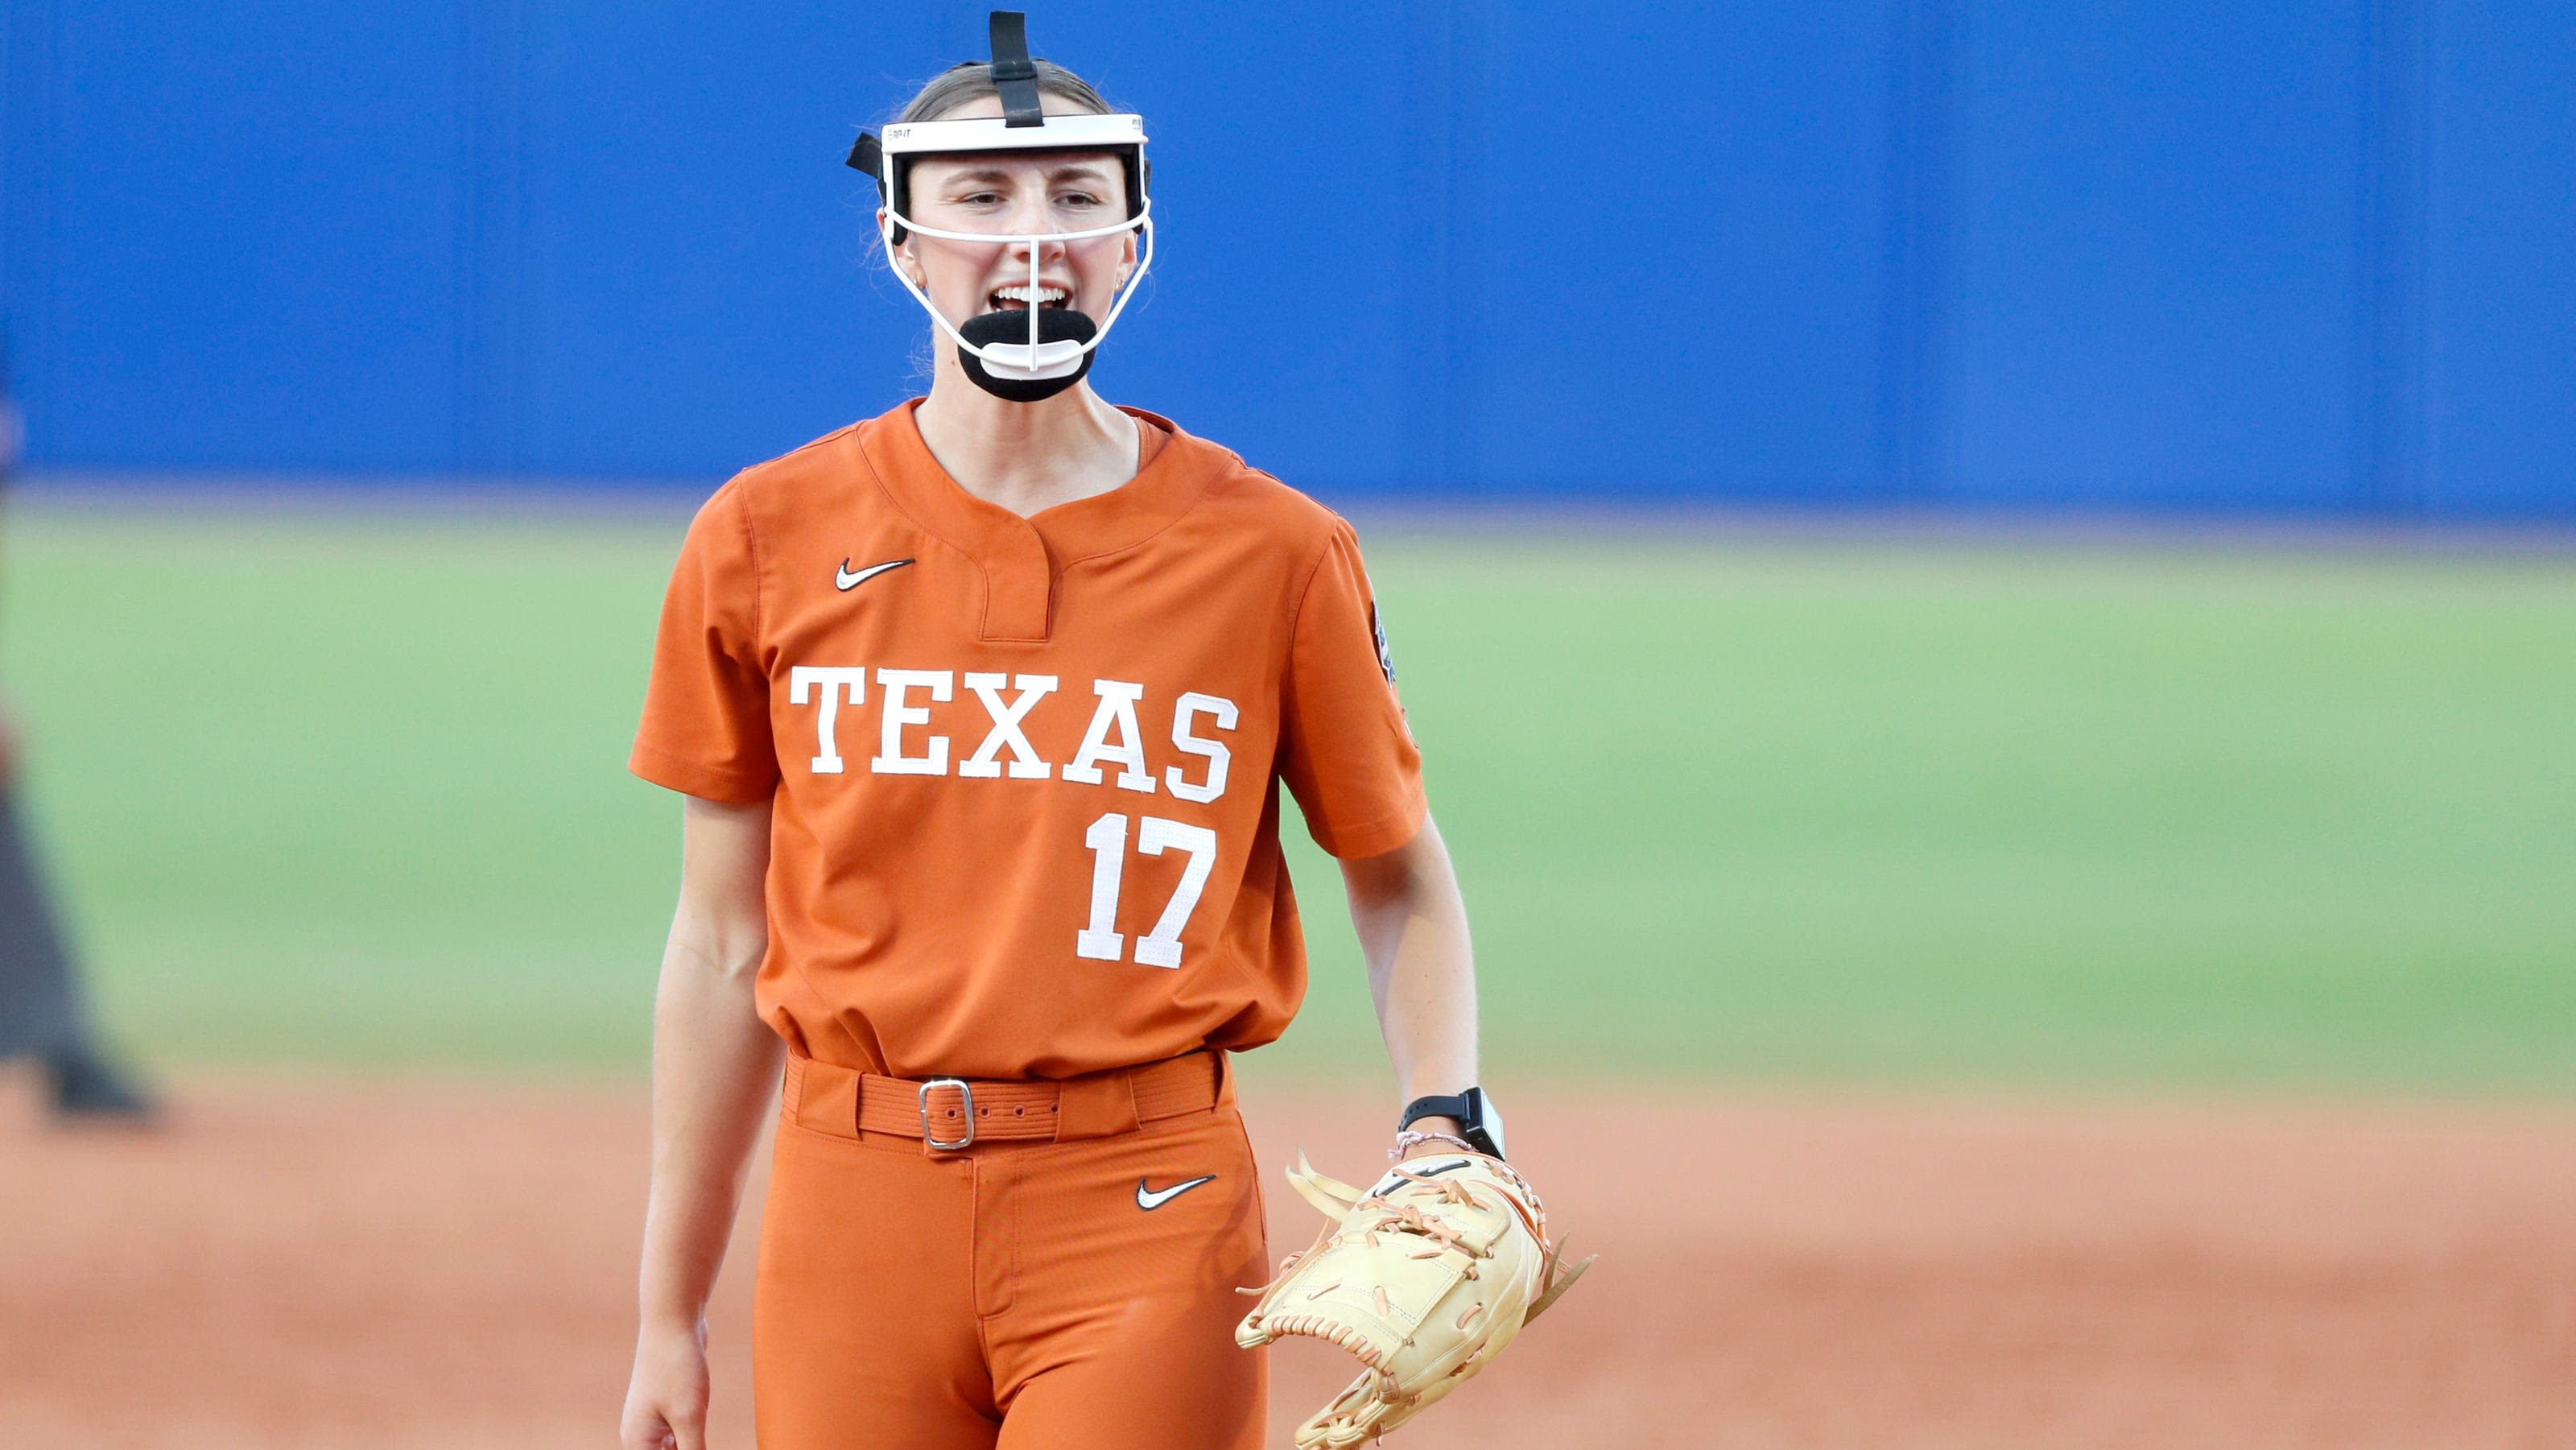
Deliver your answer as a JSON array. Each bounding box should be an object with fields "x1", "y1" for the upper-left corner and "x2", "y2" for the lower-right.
[{"x1": 873, "y1": 113, "x2": 1154, "y2": 382}]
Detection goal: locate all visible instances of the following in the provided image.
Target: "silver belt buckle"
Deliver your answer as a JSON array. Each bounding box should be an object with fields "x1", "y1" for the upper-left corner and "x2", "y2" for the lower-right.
[{"x1": 920, "y1": 1077, "x2": 976, "y2": 1150}]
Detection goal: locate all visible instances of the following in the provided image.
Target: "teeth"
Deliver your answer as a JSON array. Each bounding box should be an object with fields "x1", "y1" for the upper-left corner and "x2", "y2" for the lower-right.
[{"x1": 993, "y1": 285, "x2": 1067, "y2": 304}]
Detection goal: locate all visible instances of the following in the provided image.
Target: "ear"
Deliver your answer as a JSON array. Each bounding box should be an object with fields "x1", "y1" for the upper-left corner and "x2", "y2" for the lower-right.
[
  {"x1": 880, "y1": 210, "x2": 923, "y2": 282},
  {"x1": 891, "y1": 241, "x2": 928, "y2": 290}
]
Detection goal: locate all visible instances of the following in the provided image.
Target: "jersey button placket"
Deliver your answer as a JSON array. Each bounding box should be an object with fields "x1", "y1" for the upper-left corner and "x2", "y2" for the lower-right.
[{"x1": 976, "y1": 518, "x2": 1055, "y2": 644}]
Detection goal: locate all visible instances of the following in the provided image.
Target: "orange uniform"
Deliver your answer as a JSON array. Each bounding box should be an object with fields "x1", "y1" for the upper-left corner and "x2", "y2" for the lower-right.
[{"x1": 632, "y1": 399, "x2": 1426, "y2": 1448}]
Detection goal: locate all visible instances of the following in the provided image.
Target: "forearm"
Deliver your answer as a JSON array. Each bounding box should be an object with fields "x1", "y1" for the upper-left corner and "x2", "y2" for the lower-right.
[
  {"x1": 637, "y1": 936, "x2": 781, "y2": 1329},
  {"x1": 1342, "y1": 817, "x2": 1480, "y2": 1107},
  {"x1": 634, "y1": 796, "x2": 781, "y2": 1333}
]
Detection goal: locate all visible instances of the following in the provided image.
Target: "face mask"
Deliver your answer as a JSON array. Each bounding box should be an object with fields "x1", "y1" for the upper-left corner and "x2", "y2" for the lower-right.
[{"x1": 848, "y1": 14, "x2": 1153, "y2": 402}]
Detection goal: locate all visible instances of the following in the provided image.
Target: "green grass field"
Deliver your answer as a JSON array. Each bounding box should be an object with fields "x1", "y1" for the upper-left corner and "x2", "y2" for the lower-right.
[{"x1": 6, "y1": 505, "x2": 2572, "y2": 1093}]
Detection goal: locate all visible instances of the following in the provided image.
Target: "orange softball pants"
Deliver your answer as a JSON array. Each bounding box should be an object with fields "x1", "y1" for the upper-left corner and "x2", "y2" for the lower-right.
[{"x1": 755, "y1": 1052, "x2": 1269, "y2": 1449}]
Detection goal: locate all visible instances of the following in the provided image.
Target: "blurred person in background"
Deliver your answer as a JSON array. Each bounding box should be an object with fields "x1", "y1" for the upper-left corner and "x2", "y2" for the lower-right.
[{"x1": 0, "y1": 328, "x2": 156, "y2": 1122}]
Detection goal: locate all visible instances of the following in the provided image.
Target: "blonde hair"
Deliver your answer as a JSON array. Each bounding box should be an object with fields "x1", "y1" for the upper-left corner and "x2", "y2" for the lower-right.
[{"x1": 894, "y1": 57, "x2": 1116, "y2": 125}]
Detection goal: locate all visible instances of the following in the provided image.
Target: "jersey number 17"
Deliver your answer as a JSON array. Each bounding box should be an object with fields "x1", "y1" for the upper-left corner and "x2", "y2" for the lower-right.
[{"x1": 1076, "y1": 812, "x2": 1216, "y2": 969}]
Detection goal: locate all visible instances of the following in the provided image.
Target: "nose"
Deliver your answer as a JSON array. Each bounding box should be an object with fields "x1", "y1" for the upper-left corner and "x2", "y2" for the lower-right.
[
  {"x1": 1004, "y1": 214, "x2": 1071, "y2": 270},
  {"x1": 1006, "y1": 233, "x2": 1069, "y2": 266},
  {"x1": 999, "y1": 188, "x2": 1069, "y2": 246}
]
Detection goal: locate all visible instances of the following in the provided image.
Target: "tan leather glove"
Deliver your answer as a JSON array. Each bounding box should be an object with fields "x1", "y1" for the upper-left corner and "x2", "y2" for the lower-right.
[{"x1": 1236, "y1": 1150, "x2": 1594, "y2": 1448}]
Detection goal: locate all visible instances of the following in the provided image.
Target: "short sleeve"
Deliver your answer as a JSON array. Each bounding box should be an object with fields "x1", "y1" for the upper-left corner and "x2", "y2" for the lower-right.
[
  {"x1": 1277, "y1": 520, "x2": 1427, "y2": 857},
  {"x1": 630, "y1": 481, "x2": 778, "y2": 802}
]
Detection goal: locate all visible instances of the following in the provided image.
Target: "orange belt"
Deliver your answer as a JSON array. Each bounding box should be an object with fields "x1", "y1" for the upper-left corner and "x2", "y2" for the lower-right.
[{"x1": 783, "y1": 1049, "x2": 1231, "y2": 1153}]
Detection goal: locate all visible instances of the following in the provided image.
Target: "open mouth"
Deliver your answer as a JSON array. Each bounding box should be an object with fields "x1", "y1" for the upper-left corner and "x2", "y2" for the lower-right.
[{"x1": 989, "y1": 283, "x2": 1070, "y2": 312}]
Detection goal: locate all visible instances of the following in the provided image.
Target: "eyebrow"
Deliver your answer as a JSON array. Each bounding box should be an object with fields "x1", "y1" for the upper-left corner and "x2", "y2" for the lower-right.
[{"x1": 934, "y1": 161, "x2": 1117, "y2": 186}]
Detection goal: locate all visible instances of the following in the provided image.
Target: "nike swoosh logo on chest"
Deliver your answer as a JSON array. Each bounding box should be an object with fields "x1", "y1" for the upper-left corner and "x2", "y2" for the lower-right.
[{"x1": 836, "y1": 557, "x2": 914, "y2": 591}]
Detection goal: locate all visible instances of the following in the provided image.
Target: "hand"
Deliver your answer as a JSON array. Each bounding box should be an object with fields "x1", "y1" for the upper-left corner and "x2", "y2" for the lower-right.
[{"x1": 620, "y1": 1316, "x2": 712, "y2": 1450}]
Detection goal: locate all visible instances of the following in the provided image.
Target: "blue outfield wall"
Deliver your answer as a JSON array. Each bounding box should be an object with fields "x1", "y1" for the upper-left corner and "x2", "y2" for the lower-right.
[{"x1": 2, "y1": 0, "x2": 2570, "y2": 514}]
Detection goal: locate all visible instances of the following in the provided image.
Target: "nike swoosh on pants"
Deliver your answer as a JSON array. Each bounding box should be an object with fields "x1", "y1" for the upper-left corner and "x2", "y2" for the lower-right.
[{"x1": 1135, "y1": 1175, "x2": 1216, "y2": 1210}]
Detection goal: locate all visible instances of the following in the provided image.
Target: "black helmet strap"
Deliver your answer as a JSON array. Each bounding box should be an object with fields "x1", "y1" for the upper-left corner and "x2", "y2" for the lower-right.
[{"x1": 988, "y1": 11, "x2": 1045, "y2": 127}]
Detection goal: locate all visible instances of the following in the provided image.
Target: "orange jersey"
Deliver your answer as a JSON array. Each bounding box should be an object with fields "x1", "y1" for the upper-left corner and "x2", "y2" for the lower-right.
[{"x1": 631, "y1": 400, "x2": 1426, "y2": 1080}]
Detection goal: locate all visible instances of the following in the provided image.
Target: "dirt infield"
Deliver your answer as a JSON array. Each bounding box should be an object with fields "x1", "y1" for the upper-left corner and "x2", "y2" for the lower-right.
[{"x1": 2, "y1": 1072, "x2": 2570, "y2": 1448}]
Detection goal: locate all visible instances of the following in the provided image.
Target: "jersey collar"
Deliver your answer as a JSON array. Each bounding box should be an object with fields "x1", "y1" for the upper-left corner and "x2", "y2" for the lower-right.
[{"x1": 852, "y1": 399, "x2": 1225, "y2": 642}]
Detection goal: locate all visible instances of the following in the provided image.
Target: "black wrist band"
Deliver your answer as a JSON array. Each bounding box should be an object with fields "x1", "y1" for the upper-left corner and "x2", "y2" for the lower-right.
[
  {"x1": 1398, "y1": 1093, "x2": 1472, "y2": 1130},
  {"x1": 1397, "y1": 1087, "x2": 1505, "y2": 1159}
]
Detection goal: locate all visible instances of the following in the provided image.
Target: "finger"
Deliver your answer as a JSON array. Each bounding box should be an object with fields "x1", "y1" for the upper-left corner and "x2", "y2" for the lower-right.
[{"x1": 672, "y1": 1411, "x2": 708, "y2": 1450}]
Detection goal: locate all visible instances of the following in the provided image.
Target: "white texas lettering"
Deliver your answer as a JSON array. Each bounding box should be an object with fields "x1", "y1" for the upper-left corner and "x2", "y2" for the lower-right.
[
  {"x1": 958, "y1": 672, "x2": 1058, "y2": 779},
  {"x1": 787, "y1": 666, "x2": 869, "y2": 774},
  {"x1": 1060, "y1": 680, "x2": 1156, "y2": 795},
  {"x1": 1166, "y1": 692, "x2": 1237, "y2": 804},
  {"x1": 785, "y1": 668, "x2": 1238, "y2": 801},
  {"x1": 870, "y1": 669, "x2": 952, "y2": 775}
]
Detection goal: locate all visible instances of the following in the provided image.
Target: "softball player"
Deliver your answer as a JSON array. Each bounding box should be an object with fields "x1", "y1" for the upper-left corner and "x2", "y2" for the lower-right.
[
  {"x1": 0, "y1": 328, "x2": 155, "y2": 1123},
  {"x1": 619, "y1": 16, "x2": 1501, "y2": 1448}
]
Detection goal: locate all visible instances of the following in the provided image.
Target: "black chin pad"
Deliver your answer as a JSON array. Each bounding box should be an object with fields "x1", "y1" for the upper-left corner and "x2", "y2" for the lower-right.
[
  {"x1": 960, "y1": 308, "x2": 1099, "y2": 348},
  {"x1": 958, "y1": 308, "x2": 1100, "y2": 402}
]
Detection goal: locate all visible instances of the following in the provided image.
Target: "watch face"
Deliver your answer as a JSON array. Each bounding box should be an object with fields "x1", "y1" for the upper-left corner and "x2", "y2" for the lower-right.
[{"x1": 1468, "y1": 1087, "x2": 1505, "y2": 1159}]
